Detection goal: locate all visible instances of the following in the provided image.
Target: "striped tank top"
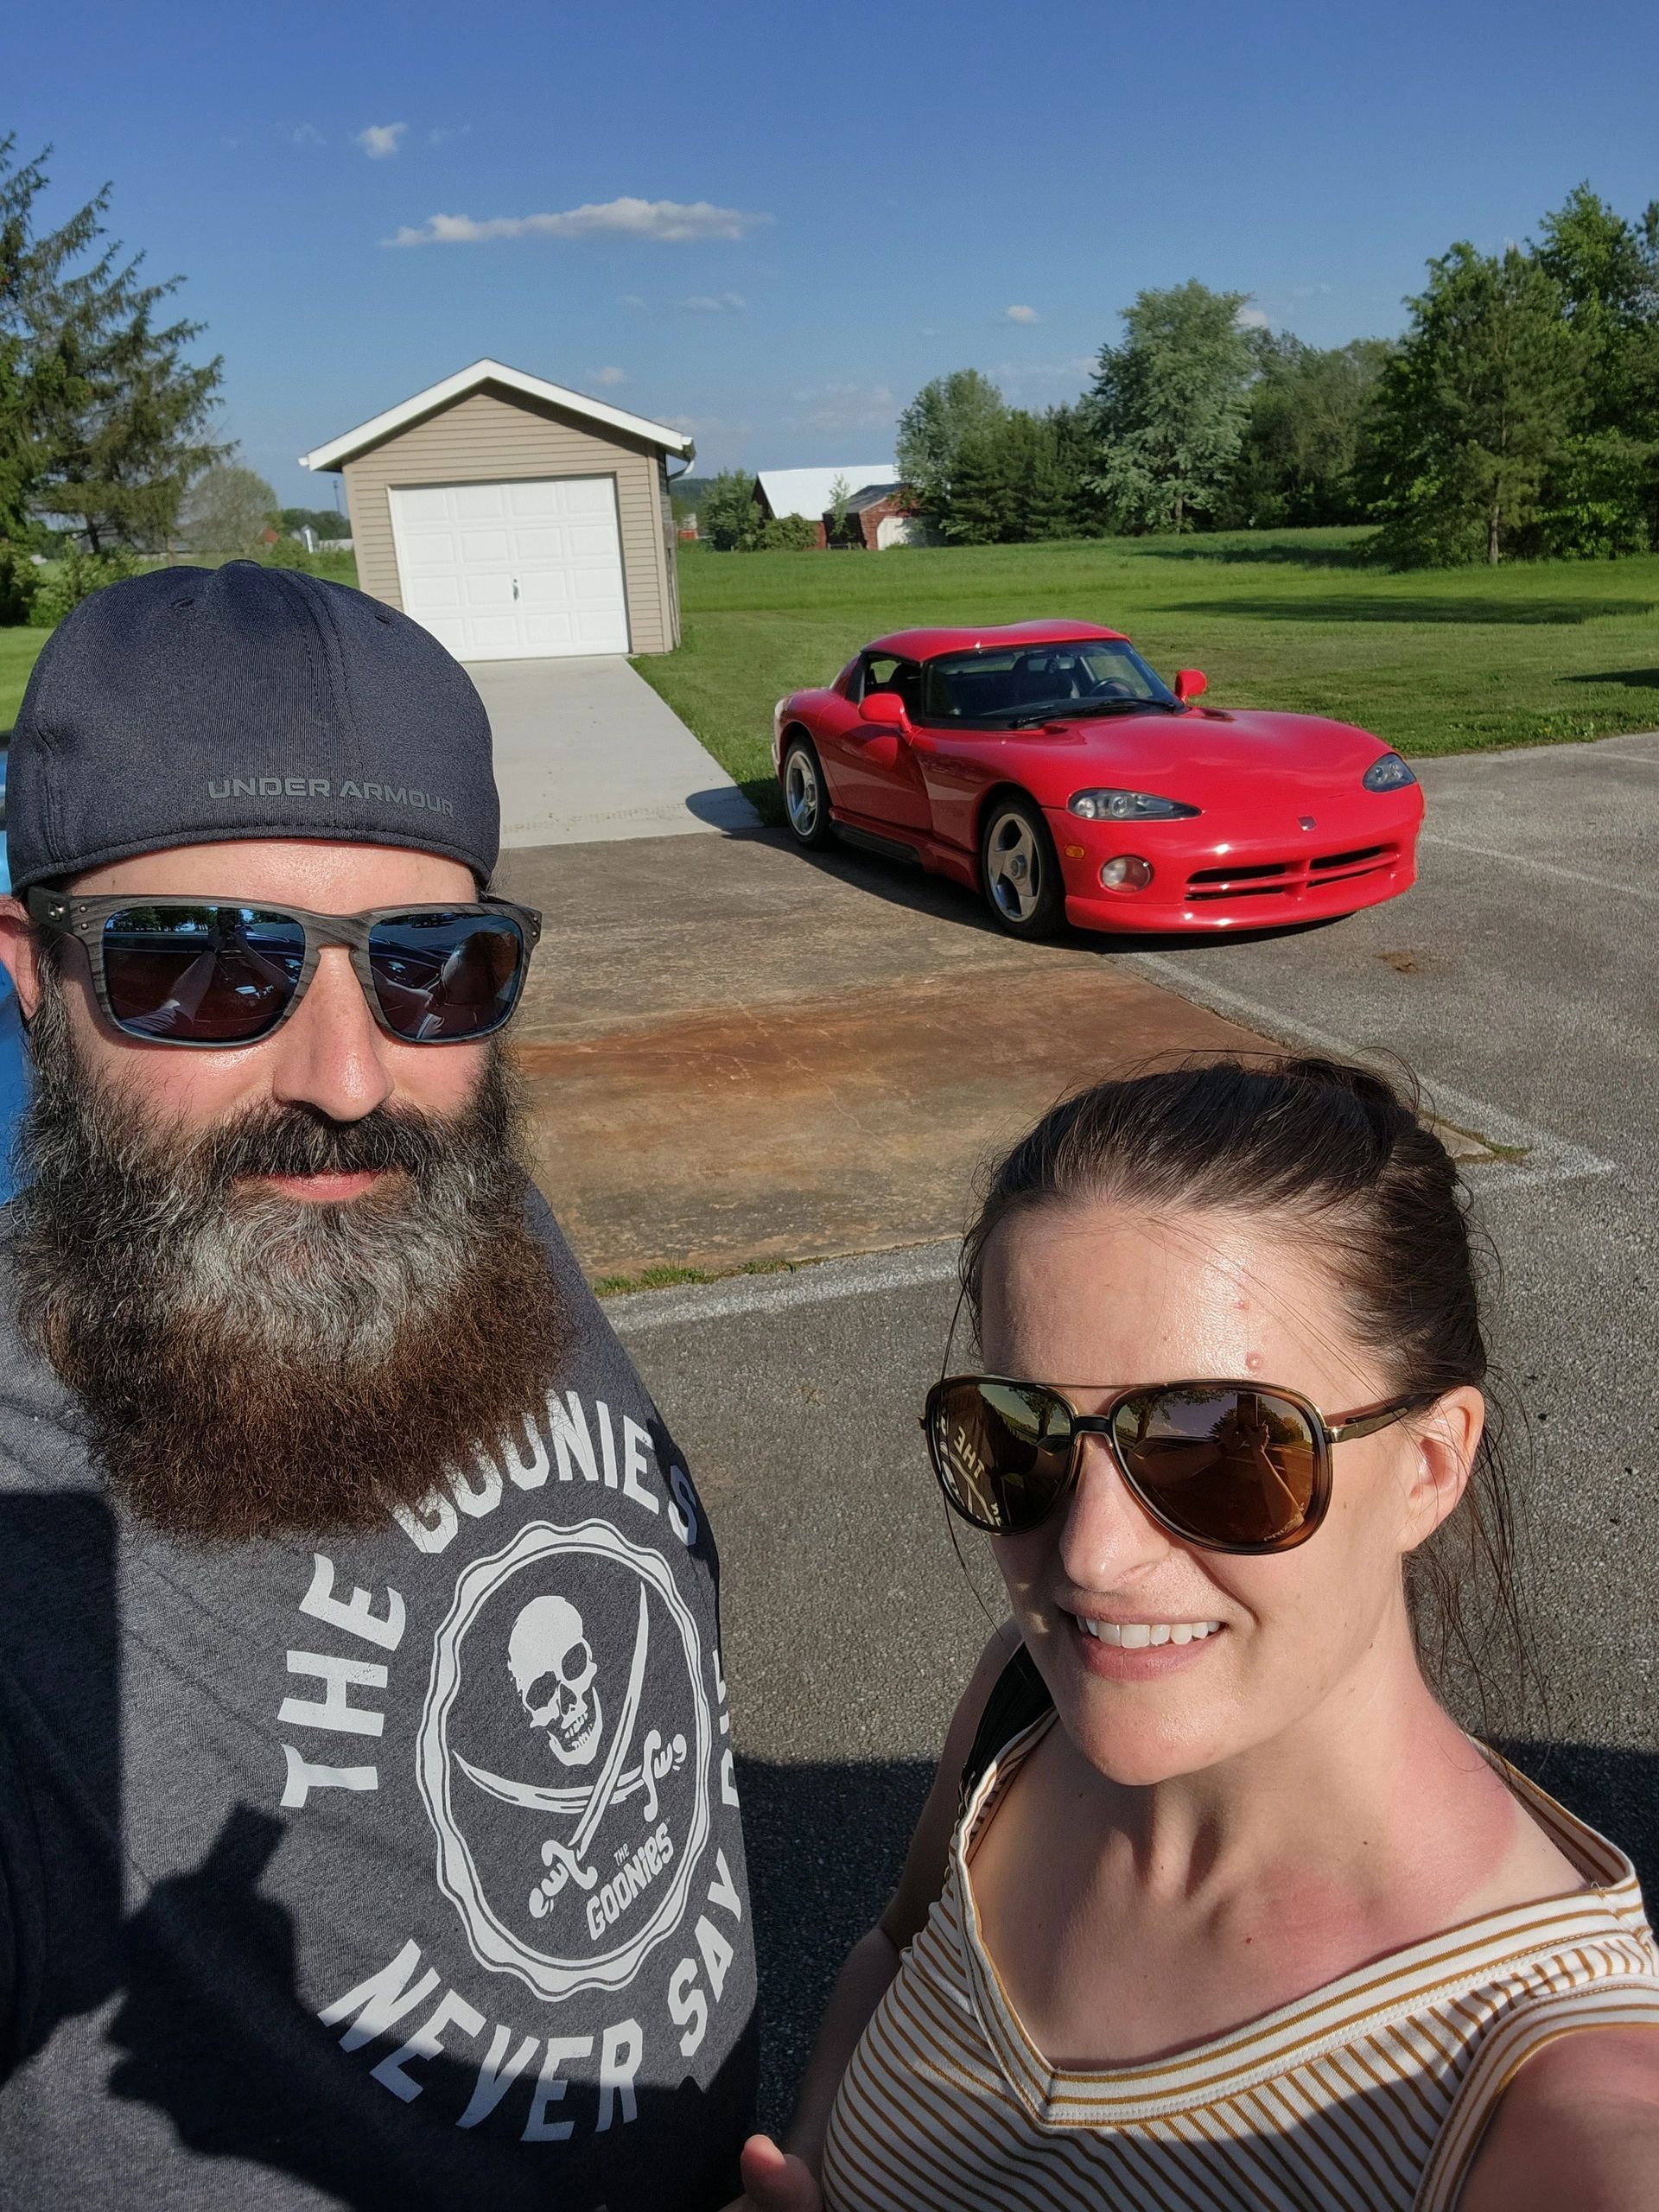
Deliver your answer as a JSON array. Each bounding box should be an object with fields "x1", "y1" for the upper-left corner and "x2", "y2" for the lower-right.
[{"x1": 823, "y1": 1714, "x2": 1659, "y2": 2211}]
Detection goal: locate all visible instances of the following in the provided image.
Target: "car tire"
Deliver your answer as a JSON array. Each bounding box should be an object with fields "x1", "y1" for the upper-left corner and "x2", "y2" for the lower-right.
[
  {"x1": 781, "y1": 734, "x2": 836, "y2": 849},
  {"x1": 981, "y1": 794, "x2": 1065, "y2": 939}
]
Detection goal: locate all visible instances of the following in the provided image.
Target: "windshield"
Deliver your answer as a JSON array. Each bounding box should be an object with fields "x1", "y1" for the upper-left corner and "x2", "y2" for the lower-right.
[{"x1": 920, "y1": 640, "x2": 1177, "y2": 726}]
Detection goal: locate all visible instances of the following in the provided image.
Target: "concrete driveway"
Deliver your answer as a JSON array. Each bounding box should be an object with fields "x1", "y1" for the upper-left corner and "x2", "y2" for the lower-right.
[{"x1": 466, "y1": 655, "x2": 760, "y2": 848}]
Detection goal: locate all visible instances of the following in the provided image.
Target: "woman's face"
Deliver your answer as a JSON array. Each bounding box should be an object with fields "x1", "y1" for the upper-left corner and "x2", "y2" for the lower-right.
[{"x1": 980, "y1": 1200, "x2": 1479, "y2": 1787}]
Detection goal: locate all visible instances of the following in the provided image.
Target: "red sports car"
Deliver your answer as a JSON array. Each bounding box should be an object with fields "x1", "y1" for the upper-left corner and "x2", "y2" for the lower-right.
[{"x1": 771, "y1": 621, "x2": 1422, "y2": 938}]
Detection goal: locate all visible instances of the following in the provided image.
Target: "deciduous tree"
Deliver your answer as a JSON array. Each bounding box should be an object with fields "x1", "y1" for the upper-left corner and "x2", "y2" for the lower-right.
[
  {"x1": 1087, "y1": 283, "x2": 1255, "y2": 533},
  {"x1": 895, "y1": 370, "x2": 1007, "y2": 515}
]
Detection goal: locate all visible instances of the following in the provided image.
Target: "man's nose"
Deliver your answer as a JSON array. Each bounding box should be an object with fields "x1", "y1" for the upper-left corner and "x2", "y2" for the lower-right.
[
  {"x1": 267, "y1": 947, "x2": 395, "y2": 1120},
  {"x1": 1056, "y1": 1433, "x2": 1177, "y2": 1587}
]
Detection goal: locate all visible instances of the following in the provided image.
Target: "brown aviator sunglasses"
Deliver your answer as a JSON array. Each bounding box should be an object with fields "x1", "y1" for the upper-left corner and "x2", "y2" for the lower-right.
[{"x1": 923, "y1": 1375, "x2": 1436, "y2": 1555}]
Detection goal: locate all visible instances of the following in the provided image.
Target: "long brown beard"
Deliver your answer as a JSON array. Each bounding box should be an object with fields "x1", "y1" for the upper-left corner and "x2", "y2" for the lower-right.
[{"x1": 12, "y1": 961, "x2": 569, "y2": 1544}]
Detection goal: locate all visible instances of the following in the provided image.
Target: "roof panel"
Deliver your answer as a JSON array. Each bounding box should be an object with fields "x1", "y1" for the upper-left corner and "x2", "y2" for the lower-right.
[{"x1": 753, "y1": 465, "x2": 899, "y2": 519}]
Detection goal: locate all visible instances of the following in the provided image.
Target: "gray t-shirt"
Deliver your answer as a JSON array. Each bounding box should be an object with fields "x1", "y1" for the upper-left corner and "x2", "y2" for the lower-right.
[{"x1": 0, "y1": 1191, "x2": 757, "y2": 2209}]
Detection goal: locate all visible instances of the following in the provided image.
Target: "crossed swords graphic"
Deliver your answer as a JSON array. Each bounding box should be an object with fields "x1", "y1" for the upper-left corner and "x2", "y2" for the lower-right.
[{"x1": 457, "y1": 1587, "x2": 685, "y2": 1916}]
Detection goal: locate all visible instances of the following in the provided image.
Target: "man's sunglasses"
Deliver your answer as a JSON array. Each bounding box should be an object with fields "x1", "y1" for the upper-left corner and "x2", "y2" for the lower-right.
[
  {"x1": 26, "y1": 889, "x2": 542, "y2": 1048},
  {"x1": 923, "y1": 1374, "x2": 1435, "y2": 1555}
]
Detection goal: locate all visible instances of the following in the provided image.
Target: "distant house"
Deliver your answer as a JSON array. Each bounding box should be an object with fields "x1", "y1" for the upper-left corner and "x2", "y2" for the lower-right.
[
  {"x1": 823, "y1": 482, "x2": 934, "y2": 550},
  {"x1": 753, "y1": 463, "x2": 899, "y2": 548}
]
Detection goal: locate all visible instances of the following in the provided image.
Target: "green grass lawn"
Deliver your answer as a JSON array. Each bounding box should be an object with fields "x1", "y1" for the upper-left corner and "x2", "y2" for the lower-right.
[{"x1": 636, "y1": 529, "x2": 1659, "y2": 824}]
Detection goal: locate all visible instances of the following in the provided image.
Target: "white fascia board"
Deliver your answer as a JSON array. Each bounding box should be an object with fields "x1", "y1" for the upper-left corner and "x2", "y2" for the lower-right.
[{"x1": 298, "y1": 358, "x2": 695, "y2": 471}]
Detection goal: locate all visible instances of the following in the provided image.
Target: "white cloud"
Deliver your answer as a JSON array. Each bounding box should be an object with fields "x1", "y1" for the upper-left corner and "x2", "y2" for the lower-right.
[
  {"x1": 593, "y1": 365, "x2": 627, "y2": 386},
  {"x1": 386, "y1": 197, "x2": 771, "y2": 246},
  {"x1": 290, "y1": 123, "x2": 325, "y2": 146},
  {"x1": 619, "y1": 292, "x2": 646, "y2": 308},
  {"x1": 427, "y1": 124, "x2": 471, "y2": 147},
  {"x1": 791, "y1": 382, "x2": 897, "y2": 433},
  {"x1": 1002, "y1": 304, "x2": 1039, "y2": 324},
  {"x1": 1236, "y1": 305, "x2": 1271, "y2": 329},
  {"x1": 355, "y1": 122, "x2": 409, "y2": 159},
  {"x1": 680, "y1": 290, "x2": 746, "y2": 312}
]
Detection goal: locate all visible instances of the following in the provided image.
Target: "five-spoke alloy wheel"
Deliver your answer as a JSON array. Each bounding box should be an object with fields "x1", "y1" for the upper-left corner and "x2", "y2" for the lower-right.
[
  {"x1": 980, "y1": 794, "x2": 1064, "y2": 939},
  {"x1": 782, "y1": 734, "x2": 836, "y2": 849}
]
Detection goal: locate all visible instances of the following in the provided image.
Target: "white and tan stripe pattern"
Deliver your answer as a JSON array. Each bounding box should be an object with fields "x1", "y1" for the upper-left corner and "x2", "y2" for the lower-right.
[{"x1": 822, "y1": 1721, "x2": 1659, "y2": 2211}]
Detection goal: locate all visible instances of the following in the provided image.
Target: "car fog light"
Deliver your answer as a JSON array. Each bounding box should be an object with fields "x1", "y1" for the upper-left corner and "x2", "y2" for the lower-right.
[{"x1": 1100, "y1": 855, "x2": 1153, "y2": 891}]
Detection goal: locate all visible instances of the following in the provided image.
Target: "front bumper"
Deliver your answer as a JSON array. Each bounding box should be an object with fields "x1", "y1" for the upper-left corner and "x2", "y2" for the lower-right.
[{"x1": 1051, "y1": 801, "x2": 1422, "y2": 935}]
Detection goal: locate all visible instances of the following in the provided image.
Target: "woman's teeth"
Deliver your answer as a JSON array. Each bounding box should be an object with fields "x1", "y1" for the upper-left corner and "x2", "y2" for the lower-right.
[{"x1": 1076, "y1": 1618, "x2": 1223, "y2": 1648}]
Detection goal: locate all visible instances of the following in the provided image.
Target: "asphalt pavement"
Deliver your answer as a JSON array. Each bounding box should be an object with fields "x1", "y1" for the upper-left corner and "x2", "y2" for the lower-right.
[{"x1": 607, "y1": 728, "x2": 1659, "y2": 2126}]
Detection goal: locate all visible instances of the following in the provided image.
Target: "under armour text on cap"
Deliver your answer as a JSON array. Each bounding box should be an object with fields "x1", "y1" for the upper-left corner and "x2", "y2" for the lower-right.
[{"x1": 6, "y1": 560, "x2": 500, "y2": 893}]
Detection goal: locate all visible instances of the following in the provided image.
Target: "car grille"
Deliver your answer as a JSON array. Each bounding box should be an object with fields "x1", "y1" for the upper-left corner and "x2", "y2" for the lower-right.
[{"x1": 1184, "y1": 842, "x2": 1401, "y2": 903}]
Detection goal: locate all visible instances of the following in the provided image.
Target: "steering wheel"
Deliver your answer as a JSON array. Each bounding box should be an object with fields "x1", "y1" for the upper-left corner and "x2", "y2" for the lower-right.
[{"x1": 1081, "y1": 675, "x2": 1135, "y2": 699}]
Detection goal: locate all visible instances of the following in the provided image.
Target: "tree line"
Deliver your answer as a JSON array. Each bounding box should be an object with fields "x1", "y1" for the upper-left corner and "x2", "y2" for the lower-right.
[{"x1": 895, "y1": 184, "x2": 1659, "y2": 567}]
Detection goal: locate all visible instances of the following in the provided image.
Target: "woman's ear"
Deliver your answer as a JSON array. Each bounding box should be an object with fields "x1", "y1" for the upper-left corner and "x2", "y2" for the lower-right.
[
  {"x1": 0, "y1": 898, "x2": 45, "y2": 1020},
  {"x1": 1397, "y1": 1385, "x2": 1486, "y2": 1554}
]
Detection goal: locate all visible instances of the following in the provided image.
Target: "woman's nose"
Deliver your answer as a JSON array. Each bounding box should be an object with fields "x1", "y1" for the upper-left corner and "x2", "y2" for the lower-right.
[{"x1": 1055, "y1": 1433, "x2": 1176, "y2": 1586}]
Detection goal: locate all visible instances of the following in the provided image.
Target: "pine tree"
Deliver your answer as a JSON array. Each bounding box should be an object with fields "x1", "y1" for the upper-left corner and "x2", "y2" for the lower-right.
[
  {"x1": 1362, "y1": 244, "x2": 1581, "y2": 567},
  {"x1": 0, "y1": 137, "x2": 225, "y2": 556}
]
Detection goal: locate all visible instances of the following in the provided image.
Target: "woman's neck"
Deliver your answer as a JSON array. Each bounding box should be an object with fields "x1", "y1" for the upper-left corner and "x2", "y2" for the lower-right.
[{"x1": 1049, "y1": 1608, "x2": 1522, "y2": 1929}]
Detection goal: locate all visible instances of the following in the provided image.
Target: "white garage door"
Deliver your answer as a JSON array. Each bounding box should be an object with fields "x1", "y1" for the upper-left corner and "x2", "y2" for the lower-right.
[{"x1": 388, "y1": 477, "x2": 631, "y2": 661}]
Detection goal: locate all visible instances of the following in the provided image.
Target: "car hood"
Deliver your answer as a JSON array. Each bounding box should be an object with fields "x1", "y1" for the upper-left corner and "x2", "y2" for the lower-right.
[{"x1": 1020, "y1": 707, "x2": 1391, "y2": 804}]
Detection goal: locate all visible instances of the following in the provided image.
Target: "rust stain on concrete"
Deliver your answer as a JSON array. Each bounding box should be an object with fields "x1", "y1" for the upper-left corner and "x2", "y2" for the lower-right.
[{"x1": 512, "y1": 966, "x2": 1269, "y2": 1281}]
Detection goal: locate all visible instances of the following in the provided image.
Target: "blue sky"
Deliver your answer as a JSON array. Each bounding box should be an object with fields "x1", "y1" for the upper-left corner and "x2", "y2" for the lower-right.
[{"x1": 11, "y1": 0, "x2": 1659, "y2": 501}]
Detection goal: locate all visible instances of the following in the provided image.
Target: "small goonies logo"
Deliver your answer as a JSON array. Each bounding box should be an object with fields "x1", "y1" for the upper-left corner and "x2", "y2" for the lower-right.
[{"x1": 417, "y1": 1519, "x2": 712, "y2": 2003}]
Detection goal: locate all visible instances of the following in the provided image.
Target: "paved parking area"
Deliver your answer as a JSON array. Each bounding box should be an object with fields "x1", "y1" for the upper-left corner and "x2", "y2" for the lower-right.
[
  {"x1": 468, "y1": 655, "x2": 760, "y2": 848},
  {"x1": 594, "y1": 729, "x2": 1659, "y2": 2123}
]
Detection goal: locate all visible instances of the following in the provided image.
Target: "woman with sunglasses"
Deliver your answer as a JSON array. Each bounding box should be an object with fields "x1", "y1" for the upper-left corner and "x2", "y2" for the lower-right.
[{"x1": 730, "y1": 1059, "x2": 1659, "y2": 2212}]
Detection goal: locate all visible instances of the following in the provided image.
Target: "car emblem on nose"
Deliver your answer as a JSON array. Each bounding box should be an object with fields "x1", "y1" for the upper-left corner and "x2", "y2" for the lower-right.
[{"x1": 1299, "y1": 816, "x2": 1316, "y2": 831}]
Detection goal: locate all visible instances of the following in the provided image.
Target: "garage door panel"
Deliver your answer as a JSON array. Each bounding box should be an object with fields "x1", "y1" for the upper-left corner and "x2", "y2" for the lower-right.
[
  {"x1": 518, "y1": 570, "x2": 572, "y2": 606},
  {"x1": 390, "y1": 476, "x2": 630, "y2": 660},
  {"x1": 452, "y1": 485, "x2": 508, "y2": 521},
  {"x1": 556, "y1": 479, "x2": 614, "y2": 518},
  {"x1": 509, "y1": 527, "x2": 569, "y2": 564}
]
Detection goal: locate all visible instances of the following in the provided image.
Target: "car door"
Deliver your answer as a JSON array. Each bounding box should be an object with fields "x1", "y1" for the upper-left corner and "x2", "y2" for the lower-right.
[{"x1": 829, "y1": 652, "x2": 933, "y2": 835}]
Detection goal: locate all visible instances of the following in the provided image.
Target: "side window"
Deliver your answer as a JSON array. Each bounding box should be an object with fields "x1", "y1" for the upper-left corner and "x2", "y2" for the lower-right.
[{"x1": 861, "y1": 655, "x2": 922, "y2": 714}]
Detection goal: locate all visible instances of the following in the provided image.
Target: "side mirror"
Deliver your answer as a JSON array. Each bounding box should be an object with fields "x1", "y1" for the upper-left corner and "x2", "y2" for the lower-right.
[
  {"x1": 1173, "y1": 669, "x2": 1207, "y2": 703},
  {"x1": 860, "y1": 690, "x2": 910, "y2": 728}
]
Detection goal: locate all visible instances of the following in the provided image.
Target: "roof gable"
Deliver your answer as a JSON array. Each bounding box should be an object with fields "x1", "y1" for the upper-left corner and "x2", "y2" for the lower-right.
[{"x1": 299, "y1": 359, "x2": 694, "y2": 472}]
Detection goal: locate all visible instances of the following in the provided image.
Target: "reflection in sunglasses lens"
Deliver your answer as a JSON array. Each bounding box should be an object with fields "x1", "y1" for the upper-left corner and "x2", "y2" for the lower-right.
[
  {"x1": 935, "y1": 1380, "x2": 1071, "y2": 1532},
  {"x1": 1116, "y1": 1387, "x2": 1317, "y2": 1547},
  {"x1": 102, "y1": 906, "x2": 306, "y2": 1041},
  {"x1": 367, "y1": 912, "x2": 524, "y2": 1041}
]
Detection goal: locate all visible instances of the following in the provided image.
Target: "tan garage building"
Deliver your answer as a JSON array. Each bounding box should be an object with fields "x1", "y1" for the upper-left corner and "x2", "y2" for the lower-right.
[{"x1": 298, "y1": 359, "x2": 694, "y2": 660}]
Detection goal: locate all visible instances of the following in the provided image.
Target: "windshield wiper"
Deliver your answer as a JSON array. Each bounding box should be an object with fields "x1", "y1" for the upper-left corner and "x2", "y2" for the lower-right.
[{"x1": 1002, "y1": 697, "x2": 1179, "y2": 728}]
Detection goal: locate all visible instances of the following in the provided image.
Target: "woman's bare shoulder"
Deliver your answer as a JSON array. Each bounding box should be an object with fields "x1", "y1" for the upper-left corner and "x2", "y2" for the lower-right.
[{"x1": 1457, "y1": 2027, "x2": 1659, "y2": 2210}]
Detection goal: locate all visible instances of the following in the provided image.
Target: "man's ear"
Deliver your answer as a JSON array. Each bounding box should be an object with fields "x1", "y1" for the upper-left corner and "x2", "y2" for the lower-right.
[
  {"x1": 0, "y1": 897, "x2": 46, "y2": 1020},
  {"x1": 1398, "y1": 1385, "x2": 1486, "y2": 1554}
]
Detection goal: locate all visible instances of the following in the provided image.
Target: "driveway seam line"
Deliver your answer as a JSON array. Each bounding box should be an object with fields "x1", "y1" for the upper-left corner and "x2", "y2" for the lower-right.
[{"x1": 1123, "y1": 954, "x2": 1619, "y2": 1197}]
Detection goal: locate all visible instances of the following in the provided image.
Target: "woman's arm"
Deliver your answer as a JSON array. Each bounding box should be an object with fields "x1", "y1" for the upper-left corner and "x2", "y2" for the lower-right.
[
  {"x1": 1456, "y1": 2028, "x2": 1659, "y2": 2211},
  {"x1": 727, "y1": 1621, "x2": 1022, "y2": 2210}
]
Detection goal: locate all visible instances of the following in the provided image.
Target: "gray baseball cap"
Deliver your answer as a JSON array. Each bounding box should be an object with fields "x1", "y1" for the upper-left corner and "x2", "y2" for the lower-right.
[{"x1": 6, "y1": 561, "x2": 499, "y2": 893}]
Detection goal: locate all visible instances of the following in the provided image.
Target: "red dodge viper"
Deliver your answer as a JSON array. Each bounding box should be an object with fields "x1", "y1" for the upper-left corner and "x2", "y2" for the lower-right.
[{"x1": 771, "y1": 621, "x2": 1422, "y2": 938}]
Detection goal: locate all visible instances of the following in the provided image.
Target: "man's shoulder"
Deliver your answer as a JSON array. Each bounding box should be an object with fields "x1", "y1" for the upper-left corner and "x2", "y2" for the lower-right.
[{"x1": 0, "y1": 1211, "x2": 93, "y2": 1494}]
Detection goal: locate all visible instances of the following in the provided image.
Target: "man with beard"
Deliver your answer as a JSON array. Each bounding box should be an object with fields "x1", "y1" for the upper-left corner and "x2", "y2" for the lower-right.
[{"x1": 0, "y1": 563, "x2": 757, "y2": 2210}]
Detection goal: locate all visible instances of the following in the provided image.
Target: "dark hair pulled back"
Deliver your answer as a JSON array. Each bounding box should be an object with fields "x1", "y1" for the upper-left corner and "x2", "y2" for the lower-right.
[{"x1": 962, "y1": 1055, "x2": 1528, "y2": 1727}]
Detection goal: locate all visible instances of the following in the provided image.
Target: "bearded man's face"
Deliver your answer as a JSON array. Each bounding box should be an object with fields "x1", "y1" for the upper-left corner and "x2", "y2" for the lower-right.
[{"x1": 3, "y1": 841, "x2": 567, "y2": 1543}]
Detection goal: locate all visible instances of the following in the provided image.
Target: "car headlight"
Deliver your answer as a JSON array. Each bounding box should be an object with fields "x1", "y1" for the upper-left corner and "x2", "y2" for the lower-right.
[
  {"x1": 1069, "y1": 789, "x2": 1200, "y2": 822},
  {"x1": 1362, "y1": 753, "x2": 1416, "y2": 792}
]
